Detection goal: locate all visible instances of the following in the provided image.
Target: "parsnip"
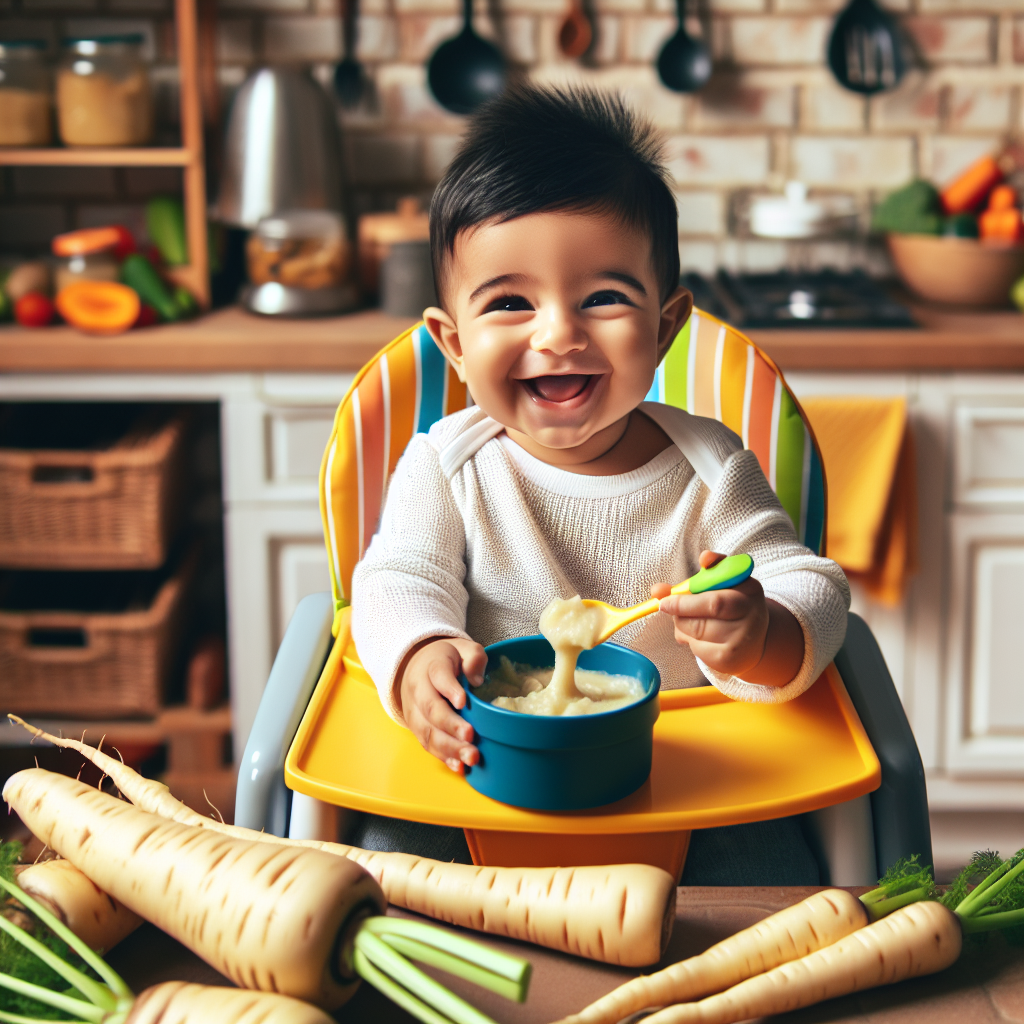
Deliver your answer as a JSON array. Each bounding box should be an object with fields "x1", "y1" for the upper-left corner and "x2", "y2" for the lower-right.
[
  {"x1": 555, "y1": 887, "x2": 868, "y2": 1024},
  {"x1": 4, "y1": 768, "x2": 386, "y2": 1010},
  {"x1": 12, "y1": 718, "x2": 676, "y2": 966},
  {"x1": 642, "y1": 900, "x2": 962, "y2": 1024},
  {"x1": 14, "y1": 858, "x2": 142, "y2": 952},
  {"x1": 125, "y1": 982, "x2": 335, "y2": 1024}
]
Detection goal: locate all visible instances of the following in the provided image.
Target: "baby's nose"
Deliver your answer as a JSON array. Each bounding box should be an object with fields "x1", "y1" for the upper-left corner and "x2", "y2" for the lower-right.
[{"x1": 530, "y1": 306, "x2": 585, "y2": 354}]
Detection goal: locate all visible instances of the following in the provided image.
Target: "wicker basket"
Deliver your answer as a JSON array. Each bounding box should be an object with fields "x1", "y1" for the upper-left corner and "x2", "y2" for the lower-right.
[
  {"x1": 0, "y1": 406, "x2": 187, "y2": 570},
  {"x1": 0, "y1": 550, "x2": 196, "y2": 719}
]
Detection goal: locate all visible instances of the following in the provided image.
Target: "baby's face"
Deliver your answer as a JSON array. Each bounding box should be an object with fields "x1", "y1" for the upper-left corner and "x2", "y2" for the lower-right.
[{"x1": 424, "y1": 210, "x2": 689, "y2": 465}]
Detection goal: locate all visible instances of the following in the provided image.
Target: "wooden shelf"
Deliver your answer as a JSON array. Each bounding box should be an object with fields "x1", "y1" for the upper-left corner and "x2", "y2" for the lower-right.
[{"x1": 0, "y1": 148, "x2": 192, "y2": 167}]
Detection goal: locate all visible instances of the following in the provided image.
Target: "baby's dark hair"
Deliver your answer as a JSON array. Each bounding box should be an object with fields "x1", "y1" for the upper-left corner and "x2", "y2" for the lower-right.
[{"x1": 430, "y1": 85, "x2": 680, "y2": 306}]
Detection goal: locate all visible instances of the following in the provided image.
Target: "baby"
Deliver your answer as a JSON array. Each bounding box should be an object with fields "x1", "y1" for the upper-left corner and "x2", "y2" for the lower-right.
[{"x1": 350, "y1": 87, "x2": 849, "y2": 879}]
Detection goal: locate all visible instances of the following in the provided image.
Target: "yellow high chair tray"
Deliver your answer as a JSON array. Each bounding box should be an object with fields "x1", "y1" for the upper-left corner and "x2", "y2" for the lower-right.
[{"x1": 284, "y1": 610, "x2": 880, "y2": 877}]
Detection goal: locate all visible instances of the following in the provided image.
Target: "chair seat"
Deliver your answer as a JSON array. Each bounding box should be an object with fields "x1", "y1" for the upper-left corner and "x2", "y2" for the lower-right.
[{"x1": 284, "y1": 610, "x2": 880, "y2": 872}]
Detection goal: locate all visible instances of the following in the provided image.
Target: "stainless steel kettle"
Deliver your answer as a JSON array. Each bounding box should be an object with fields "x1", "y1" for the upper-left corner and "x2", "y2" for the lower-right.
[{"x1": 214, "y1": 67, "x2": 343, "y2": 229}]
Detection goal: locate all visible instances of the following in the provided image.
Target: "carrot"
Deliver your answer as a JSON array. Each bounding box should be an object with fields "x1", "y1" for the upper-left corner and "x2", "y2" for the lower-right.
[
  {"x1": 15, "y1": 858, "x2": 142, "y2": 952},
  {"x1": 11, "y1": 717, "x2": 676, "y2": 966},
  {"x1": 553, "y1": 887, "x2": 868, "y2": 1024},
  {"x1": 638, "y1": 900, "x2": 962, "y2": 1024},
  {"x1": 125, "y1": 982, "x2": 335, "y2": 1024},
  {"x1": 4, "y1": 767, "x2": 387, "y2": 1009}
]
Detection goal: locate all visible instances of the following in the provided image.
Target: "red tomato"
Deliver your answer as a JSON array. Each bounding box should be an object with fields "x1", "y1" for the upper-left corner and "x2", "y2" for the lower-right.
[
  {"x1": 14, "y1": 292, "x2": 55, "y2": 328},
  {"x1": 110, "y1": 224, "x2": 137, "y2": 261},
  {"x1": 134, "y1": 303, "x2": 159, "y2": 328}
]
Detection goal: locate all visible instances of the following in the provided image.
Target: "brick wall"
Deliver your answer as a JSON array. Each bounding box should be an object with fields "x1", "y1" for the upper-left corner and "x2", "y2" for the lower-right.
[{"x1": 2, "y1": 0, "x2": 1022, "y2": 272}]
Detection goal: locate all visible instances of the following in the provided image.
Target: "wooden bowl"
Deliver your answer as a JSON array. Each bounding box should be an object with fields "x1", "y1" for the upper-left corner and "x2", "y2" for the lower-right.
[{"x1": 887, "y1": 233, "x2": 1024, "y2": 308}]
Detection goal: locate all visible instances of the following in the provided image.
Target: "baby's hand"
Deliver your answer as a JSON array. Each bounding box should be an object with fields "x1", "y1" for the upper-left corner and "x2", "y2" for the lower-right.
[
  {"x1": 398, "y1": 637, "x2": 487, "y2": 773},
  {"x1": 654, "y1": 550, "x2": 804, "y2": 685},
  {"x1": 654, "y1": 550, "x2": 770, "y2": 679}
]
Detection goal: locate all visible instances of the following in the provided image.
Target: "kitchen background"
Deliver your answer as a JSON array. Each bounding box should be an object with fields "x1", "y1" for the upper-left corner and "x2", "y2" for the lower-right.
[{"x1": 0, "y1": 0, "x2": 1022, "y2": 269}]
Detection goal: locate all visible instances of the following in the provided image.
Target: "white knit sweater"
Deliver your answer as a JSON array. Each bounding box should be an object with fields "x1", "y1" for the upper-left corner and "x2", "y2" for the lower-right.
[{"x1": 351, "y1": 404, "x2": 850, "y2": 725}]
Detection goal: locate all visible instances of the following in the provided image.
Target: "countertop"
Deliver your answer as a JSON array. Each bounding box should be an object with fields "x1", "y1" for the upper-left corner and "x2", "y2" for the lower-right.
[
  {"x1": 106, "y1": 886, "x2": 1024, "y2": 1023},
  {"x1": 0, "y1": 303, "x2": 1020, "y2": 375}
]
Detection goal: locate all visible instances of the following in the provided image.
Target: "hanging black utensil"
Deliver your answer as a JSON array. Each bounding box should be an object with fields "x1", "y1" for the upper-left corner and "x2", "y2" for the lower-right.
[
  {"x1": 828, "y1": 0, "x2": 905, "y2": 95},
  {"x1": 427, "y1": 0, "x2": 506, "y2": 115},
  {"x1": 334, "y1": 0, "x2": 366, "y2": 107},
  {"x1": 657, "y1": 0, "x2": 712, "y2": 93}
]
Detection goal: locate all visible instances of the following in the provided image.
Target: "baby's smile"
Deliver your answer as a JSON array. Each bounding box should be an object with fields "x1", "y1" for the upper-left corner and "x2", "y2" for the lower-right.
[{"x1": 522, "y1": 373, "x2": 598, "y2": 404}]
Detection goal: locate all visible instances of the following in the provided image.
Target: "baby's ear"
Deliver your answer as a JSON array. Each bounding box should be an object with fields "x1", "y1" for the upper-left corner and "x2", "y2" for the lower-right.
[
  {"x1": 657, "y1": 287, "x2": 693, "y2": 363},
  {"x1": 423, "y1": 307, "x2": 467, "y2": 382}
]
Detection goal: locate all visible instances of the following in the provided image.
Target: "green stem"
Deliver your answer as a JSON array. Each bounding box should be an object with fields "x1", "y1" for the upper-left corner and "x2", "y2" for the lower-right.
[
  {"x1": 957, "y1": 858, "x2": 1024, "y2": 919},
  {"x1": 355, "y1": 930, "x2": 498, "y2": 1024},
  {"x1": 378, "y1": 933, "x2": 523, "y2": 1004},
  {"x1": 353, "y1": 948, "x2": 456, "y2": 1024},
  {"x1": 959, "y1": 908, "x2": 1024, "y2": 934},
  {"x1": 0, "y1": 972, "x2": 103, "y2": 1022},
  {"x1": 361, "y1": 917, "x2": 530, "y2": 997},
  {"x1": 0, "y1": 914, "x2": 115, "y2": 1012},
  {"x1": 0, "y1": 1011, "x2": 78, "y2": 1024},
  {"x1": 0, "y1": 878, "x2": 131, "y2": 1000},
  {"x1": 863, "y1": 885, "x2": 934, "y2": 922},
  {"x1": 955, "y1": 861, "x2": 1010, "y2": 916}
]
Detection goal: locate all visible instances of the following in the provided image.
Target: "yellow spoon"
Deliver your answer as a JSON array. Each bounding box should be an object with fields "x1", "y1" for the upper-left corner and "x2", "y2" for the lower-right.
[{"x1": 583, "y1": 553, "x2": 755, "y2": 646}]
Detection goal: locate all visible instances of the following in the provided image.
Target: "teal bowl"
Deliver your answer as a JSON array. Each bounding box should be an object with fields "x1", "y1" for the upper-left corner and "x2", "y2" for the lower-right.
[{"x1": 459, "y1": 636, "x2": 660, "y2": 811}]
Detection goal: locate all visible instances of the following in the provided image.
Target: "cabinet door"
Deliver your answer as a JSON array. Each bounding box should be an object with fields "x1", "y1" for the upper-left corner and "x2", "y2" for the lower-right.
[
  {"x1": 946, "y1": 513, "x2": 1024, "y2": 774},
  {"x1": 224, "y1": 505, "x2": 330, "y2": 754},
  {"x1": 953, "y1": 402, "x2": 1024, "y2": 508}
]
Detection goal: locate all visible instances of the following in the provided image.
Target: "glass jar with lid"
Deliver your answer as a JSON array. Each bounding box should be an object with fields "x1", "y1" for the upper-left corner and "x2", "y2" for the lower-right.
[
  {"x1": 0, "y1": 40, "x2": 53, "y2": 146},
  {"x1": 52, "y1": 227, "x2": 122, "y2": 293},
  {"x1": 57, "y1": 35, "x2": 153, "y2": 147}
]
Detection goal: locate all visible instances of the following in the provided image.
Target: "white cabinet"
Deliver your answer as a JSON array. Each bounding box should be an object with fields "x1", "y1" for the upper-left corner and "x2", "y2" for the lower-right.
[{"x1": 787, "y1": 371, "x2": 1024, "y2": 873}]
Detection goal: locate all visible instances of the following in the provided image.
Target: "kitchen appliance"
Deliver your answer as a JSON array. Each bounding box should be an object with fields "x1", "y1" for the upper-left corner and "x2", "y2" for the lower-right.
[
  {"x1": 682, "y1": 270, "x2": 917, "y2": 329},
  {"x1": 242, "y1": 209, "x2": 358, "y2": 317},
  {"x1": 214, "y1": 67, "x2": 343, "y2": 229}
]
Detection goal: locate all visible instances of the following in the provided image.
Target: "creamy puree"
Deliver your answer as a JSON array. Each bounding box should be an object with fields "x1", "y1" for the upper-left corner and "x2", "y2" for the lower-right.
[
  {"x1": 478, "y1": 655, "x2": 644, "y2": 716},
  {"x1": 537, "y1": 595, "x2": 609, "y2": 705}
]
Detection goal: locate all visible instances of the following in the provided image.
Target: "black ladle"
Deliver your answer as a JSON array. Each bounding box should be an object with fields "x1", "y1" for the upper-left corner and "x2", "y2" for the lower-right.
[
  {"x1": 657, "y1": 0, "x2": 712, "y2": 93},
  {"x1": 827, "y1": 0, "x2": 905, "y2": 95},
  {"x1": 333, "y1": 0, "x2": 366, "y2": 107},
  {"x1": 427, "y1": 0, "x2": 506, "y2": 115}
]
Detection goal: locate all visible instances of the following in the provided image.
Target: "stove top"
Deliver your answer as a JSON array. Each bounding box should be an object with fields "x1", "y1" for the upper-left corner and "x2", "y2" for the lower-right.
[{"x1": 682, "y1": 270, "x2": 918, "y2": 329}]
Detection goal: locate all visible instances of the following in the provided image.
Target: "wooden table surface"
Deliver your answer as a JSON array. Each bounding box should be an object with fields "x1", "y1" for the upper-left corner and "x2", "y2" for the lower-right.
[
  {"x1": 105, "y1": 886, "x2": 1024, "y2": 1023},
  {"x1": 1, "y1": 303, "x2": 1020, "y2": 375}
]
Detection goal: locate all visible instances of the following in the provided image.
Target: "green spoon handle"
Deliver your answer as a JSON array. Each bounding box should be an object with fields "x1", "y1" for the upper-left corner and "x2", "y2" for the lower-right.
[{"x1": 673, "y1": 553, "x2": 754, "y2": 597}]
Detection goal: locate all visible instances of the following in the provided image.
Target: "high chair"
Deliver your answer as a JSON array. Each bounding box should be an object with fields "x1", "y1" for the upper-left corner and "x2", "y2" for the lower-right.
[{"x1": 235, "y1": 310, "x2": 932, "y2": 886}]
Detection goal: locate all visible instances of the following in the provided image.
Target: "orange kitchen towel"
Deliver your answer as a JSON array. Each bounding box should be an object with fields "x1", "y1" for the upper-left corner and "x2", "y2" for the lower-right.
[{"x1": 801, "y1": 397, "x2": 918, "y2": 607}]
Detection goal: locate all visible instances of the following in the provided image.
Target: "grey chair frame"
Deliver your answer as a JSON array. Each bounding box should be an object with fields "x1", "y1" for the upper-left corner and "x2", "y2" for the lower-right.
[{"x1": 235, "y1": 602, "x2": 932, "y2": 880}]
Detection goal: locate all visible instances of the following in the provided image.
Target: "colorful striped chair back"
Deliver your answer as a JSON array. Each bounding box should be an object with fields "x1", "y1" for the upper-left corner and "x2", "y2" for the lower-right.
[{"x1": 320, "y1": 310, "x2": 825, "y2": 626}]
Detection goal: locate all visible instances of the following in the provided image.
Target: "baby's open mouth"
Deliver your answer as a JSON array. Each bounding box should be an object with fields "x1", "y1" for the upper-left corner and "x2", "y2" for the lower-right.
[{"x1": 524, "y1": 374, "x2": 594, "y2": 403}]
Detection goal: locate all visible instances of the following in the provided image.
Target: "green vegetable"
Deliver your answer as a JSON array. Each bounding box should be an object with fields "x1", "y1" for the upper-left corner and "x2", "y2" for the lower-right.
[
  {"x1": 1012, "y1": 275, "x2": 1024, "y2": 312},
  {"x1": 943, "y1": 849, "x2": 1024, "y2": 941},
  {"x1": 172, "y1": 285, "x2": 197, "y2": 318},
  {"x1": 859, "y1": 854, "x2": 937, "y2": 922},
  {"x1": 0, "y1": 289, "x2": 11, "y2": 323},
  {"x1": 872, "y1": 180, "x2": 943, "y2": 235},
  {"x1": 943, "y1": 213, "x2": 979, "y2": 238},
  {"x1": 120, "y1": 254, "x2": 179, "y2": 322},
  {"x1": 145, "y1": 197, "x2": 188, "y2": 266},
  {"x1": 0, "y1": 840, "x2": 529, "y2": 1024}
]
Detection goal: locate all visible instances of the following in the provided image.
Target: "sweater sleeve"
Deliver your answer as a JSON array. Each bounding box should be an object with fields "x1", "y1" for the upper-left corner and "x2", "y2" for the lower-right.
[
  {"x1": 692, "y1": 448, "x2": 850, "y2": 703},
  {"x1": 350, "y1": 434, "x2": 471, "y2": 725}
]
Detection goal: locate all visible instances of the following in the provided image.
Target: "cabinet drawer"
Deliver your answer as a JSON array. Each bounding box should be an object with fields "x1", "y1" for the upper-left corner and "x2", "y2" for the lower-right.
[
  {"x1": 267, "y1": 409, "x2": 337, "y2": 486},
  {"x1": 953, "y1": 403, "x2": 1024, "y2": 507}
]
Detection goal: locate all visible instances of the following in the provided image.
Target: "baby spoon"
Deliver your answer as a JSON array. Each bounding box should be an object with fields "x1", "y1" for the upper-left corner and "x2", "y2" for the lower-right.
[{"x1": 584, "y1": 553, "x2": 754, "y2": 645}]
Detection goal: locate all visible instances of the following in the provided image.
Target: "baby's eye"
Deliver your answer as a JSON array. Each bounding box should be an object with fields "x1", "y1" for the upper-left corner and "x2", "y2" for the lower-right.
[
  {"x1": 582, "y1": 290, "x2": 632, "y2": 308},
  {"x1": 483, "y1": 294, "x2": 533, "y2": 313}
]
